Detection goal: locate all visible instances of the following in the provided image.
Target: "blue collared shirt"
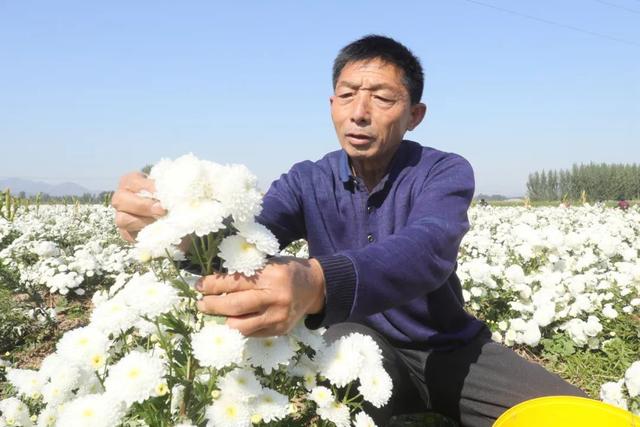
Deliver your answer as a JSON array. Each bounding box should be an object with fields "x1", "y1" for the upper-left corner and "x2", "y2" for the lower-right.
[{"x1": 257, "y1": 140, "x2": 485, "y2": 349}]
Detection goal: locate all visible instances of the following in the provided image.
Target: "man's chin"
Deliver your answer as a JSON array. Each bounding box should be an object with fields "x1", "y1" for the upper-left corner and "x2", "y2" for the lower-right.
[{"x1": 341, "y1": 141, "x2": 375, "y2": 156}]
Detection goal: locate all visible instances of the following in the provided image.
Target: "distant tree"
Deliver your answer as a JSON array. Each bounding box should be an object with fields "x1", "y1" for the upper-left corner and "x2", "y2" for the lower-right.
[{"x1": 526, "y1": 162, "x2": 640, "y2": 201}]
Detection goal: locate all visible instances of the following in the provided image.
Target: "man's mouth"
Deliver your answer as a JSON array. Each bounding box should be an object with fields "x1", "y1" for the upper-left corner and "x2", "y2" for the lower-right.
[{"x1": 345, "y1": 133, "x2": 374, "y2": 144}]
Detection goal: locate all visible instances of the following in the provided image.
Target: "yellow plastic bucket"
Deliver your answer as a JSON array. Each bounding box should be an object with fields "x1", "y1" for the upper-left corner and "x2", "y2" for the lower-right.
[{"x1": 493, "y1": 396, "x2": 640, "y2": 427}]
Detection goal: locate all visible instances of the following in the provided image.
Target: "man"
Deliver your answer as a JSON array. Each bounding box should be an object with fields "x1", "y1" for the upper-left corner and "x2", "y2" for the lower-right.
[{"x1": 112, "y1": 35, "x2": 585, "y2": 426}]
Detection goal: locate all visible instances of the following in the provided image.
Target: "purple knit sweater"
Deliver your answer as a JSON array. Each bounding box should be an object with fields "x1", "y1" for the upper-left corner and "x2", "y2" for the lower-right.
[{"x1": 257, "y1": 140, "x2": 485, "y2": 350}]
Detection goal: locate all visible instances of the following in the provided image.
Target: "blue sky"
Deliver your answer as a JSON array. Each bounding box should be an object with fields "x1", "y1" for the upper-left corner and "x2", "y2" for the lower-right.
[{"x1": 1, "y1": 0, "x2": 638, "y2": 196}]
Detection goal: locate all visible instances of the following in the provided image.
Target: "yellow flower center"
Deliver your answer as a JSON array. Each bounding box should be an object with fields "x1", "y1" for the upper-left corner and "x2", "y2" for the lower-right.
[
  {"x1": 155, "y1": 383, "x2": 169, "y2": 396},
  {"x1": 91, "y1": 354, "x2": 104, "y2": 368},
  {"x1": 82, "y1": 408, "x2": 95, "y2": 418},
  {"x1": 225, "y1": 406, "x2": 237, "y2": 418},
  {"x1": 128, "y1": 368, "x2": 140, "y2": 379}
]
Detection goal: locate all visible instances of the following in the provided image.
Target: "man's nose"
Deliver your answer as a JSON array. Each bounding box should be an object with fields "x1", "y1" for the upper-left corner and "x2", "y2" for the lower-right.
[{"x1": 350, "y1": 93, "x2": 371, "y2": 125}]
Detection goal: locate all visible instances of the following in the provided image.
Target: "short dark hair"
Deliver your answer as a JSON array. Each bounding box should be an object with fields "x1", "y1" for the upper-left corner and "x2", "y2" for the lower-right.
[{"x1": 332, "y1": 35, "x2": 424, "y2": 105}]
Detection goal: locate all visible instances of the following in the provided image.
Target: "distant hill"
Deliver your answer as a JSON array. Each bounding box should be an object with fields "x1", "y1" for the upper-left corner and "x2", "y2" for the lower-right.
[
  {"x1": 0, "y1": 178, "x2": 93, "y2": 197},
  {"x1": 475, "y1": 193, "x2": 522, "y2": 201}
]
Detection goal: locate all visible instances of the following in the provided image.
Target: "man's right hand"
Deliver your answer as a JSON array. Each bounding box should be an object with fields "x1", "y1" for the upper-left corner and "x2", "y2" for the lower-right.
[{"x1": 111, "y1": 172, "x2": 166, "y2": 242}]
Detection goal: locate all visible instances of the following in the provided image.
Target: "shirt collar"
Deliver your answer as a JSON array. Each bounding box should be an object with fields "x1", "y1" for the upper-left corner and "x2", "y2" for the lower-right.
[
  {"x1": 339, "y1": 141, "x2": 412, "y2": 189},
  {"x1": 338, "y1": 150, "x2": 353, "y2": 183}
]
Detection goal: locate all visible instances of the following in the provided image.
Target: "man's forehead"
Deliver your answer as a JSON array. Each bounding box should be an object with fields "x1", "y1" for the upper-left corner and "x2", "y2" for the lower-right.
[{"x1": 336, "y1": 58, "x2": 406, "y2": 89}]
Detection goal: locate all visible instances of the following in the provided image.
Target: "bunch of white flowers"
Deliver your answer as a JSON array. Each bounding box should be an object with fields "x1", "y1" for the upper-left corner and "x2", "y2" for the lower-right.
[
  {"x1": 0, "y1": 154, "x2": 390, "y2": 427},
  {"x1": 599, "y1": 360, "x2": 640, "y2": 414},
  {"x1": 136, "y1": 154, "x2": 276, "y2": 277},
  {"x1": 0, "y1": 205, "x2": 136, "y2": 296}
]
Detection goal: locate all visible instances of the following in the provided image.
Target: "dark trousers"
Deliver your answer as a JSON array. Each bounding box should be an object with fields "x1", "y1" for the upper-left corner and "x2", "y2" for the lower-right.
[{"x1": 323, "y1": 322, "x2": 587, "y2": 427}]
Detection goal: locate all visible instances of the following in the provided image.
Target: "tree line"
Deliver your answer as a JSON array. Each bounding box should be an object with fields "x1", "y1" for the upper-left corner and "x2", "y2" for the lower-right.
[{"x1": 526, "y1": 163, "x2": 640, "y2": 201}]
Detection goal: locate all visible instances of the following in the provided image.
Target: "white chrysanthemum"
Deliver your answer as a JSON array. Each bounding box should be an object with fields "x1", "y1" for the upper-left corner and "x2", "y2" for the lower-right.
[
  {"x1": 218, "y1": 234, "x2": 267, "y2": 276},
  {"x1": 317, "y1": 335, "x2": 363, "y2": 387},
  {"x1": 90, "y1": 296, "x2": 137, "y2": 335},
  {"x1": 7, "y1": 368, "x2": 43, "y2": 398},
  {"x1": 624, "y1": 361, "x2": 640, "y2": 398},
  {"x1": 76, "y1": 366, "x2": 106, "y2": 397},
  {"x1": 191, "y1": 324, "x2": 246, "y2": 370},
  {"x1": 253, "y1": 388, "x2": 289, "y2": 423},
  {"x1": 288, "y1": 354, "x2": 318, "y2": 391},
  {"x1": 358, "y1": 366, "x2": 392, "y2": 408},
  {"x1": 289, "y1": 321, "x2": 325, "y2": 352},
  {"x1": 354, "y1": 411, "x2": 377, "y2": 427},
  {"x1": 42, "y1": 378, "x2": 74, "y2": 406},
  {"x1": 170, "y1": 201, "x2": 226, "y2": 237},
  {"x1": 135, "y1": 218, "x2": 186, "y2": 261},
  {"x1": 0, "y1": 397, "x2": 32, "y2": 427},
  {"x1": 599, "y1": 380, "x2": 628, "y2": 410},
  {"x1": 520, "y1": 320, "x2": 541, "y2": 347},
  {"x1": 205, "y1": 396, "x2": 252, "y2": 427},
  {"x1": 245, "y1": 336, "x2": 295, "y2": 374},
  {"x1": 40, "y1": 360, "x2": 82, "y2": 406},
  {"x1": 309, "y1": 386, "x2": 334, "y2": 408},
  {"x1": 504, "y1": 264, "x2": 525, "y2": 284},
  {"x1": 33, "y1": 241, "x2": 60, "y2": 257},
  {"x1": 36, "y1": 405, "x2": 57, "y2": 427},
  {"x1": 56, "y1": 394, "x2": 125, "y2": 427},
  {"x1": 348, "y1": 333, "x2": 383, "y2": 371},
  {"x1": 532, "y1": 302, "x2": 555, "y2": 327},
  {"x1": 38, "y1": 353, "x2": 65, "y2": 381},
  {"x1": 104, "y1": 351, "x2": 167, "y2": 407},
  {"x1": 170, "y1": 385, "x2": 186, "y2": 415},
  {"x1": 118, "y1": 272, "x2": 180, "y2": 318},
  {"x1": 216, "y1": 164, "x2": 263, "y2": 223},
  {"x1": 602, "y1": 304, "x2": 618, "y2": 319},
  {"x1": 234, "y1": 222, "x2": 279, "y2": 255},
  {"x1": 217, "y1": 368, "x2": 263, "y2": 402},
  {"x1": 56, "y1": 326, "x2": 111, "y2": 371},
  {"x1": 151, "y1": 153, "x2": 222, "y2": 210},
  {"x1": 317, "y1": 401, "x2": 350, "y2": 427}
]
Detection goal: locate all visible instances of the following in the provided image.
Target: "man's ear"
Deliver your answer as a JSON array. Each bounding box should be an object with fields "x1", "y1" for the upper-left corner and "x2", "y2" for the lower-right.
[
  {"x1": 408, "y1": 103, "x2": 427, "y2": 131},
  {"x1": 329, "y1": 95, "x2": 335, "y2": 106}
]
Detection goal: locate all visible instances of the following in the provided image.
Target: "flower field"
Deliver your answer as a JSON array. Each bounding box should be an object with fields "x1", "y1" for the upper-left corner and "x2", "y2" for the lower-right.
[{"x1": 1, "y1": 196, "x2": 639, "y2": 425}]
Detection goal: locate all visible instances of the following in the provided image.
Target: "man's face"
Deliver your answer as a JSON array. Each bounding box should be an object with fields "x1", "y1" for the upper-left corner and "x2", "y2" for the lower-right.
[{"x1": 330, "y1": 58, "x2": 426, "y2": 170}]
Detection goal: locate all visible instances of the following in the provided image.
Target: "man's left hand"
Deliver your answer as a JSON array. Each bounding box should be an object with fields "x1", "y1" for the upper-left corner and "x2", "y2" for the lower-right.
[{"x1": 195, "y1": 257, "x2": 325, "y2": 337}]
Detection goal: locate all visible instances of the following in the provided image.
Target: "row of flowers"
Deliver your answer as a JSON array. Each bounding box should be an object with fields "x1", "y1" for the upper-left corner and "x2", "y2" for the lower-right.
[
  {"x1": 458, "y1": 204, "x2": 640, "y2": 413},
  {"x1": 1, "y1": 158, "x2": 639, "y2": 421}
]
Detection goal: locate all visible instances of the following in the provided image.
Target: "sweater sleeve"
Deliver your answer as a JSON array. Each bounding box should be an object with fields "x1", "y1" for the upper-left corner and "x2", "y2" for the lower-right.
[
  {"x1": 308, "y1": 154, "x2": 474, "y2": 327},
  {"x1": 255, "y1": 163, "x2": 308, "y2": 250}
]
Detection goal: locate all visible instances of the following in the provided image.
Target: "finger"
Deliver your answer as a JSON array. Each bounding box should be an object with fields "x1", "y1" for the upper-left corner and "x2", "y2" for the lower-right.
[
  {"x1": 226, "y1": 313, "x2": 271, "y2": 336},
  {"x1": 111, "y1": 190, "x2": 166, "y2": 218},
  {"x1": 115, "y1": 211, "x2": 156, "y2": 232},
  {"x1": 118, "y1": 172, "x2": 157, "y2": 193},
  {"x1": 226, "y1": 313, "x2": 292, "y2": 337},
  {"x1": 118, "y1": 228, "x2": 138, "y2": 243},
  {"x1": 196, "y1": 272, "x2": 257, "y2": 295},
  {"x1": 196, "y1": 290, "x2": 266, "y2": 317}
]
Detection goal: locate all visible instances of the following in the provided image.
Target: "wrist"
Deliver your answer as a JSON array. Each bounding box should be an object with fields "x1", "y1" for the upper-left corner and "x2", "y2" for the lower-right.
[{"x1": 307, "y1": 258, "x2": 326, "y2": 314}]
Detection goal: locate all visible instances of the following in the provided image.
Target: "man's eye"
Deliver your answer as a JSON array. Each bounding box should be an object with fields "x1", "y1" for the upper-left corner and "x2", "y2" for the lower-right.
[
  {"x1": 338, "y1": 92, "x2": 353, "y2": 99},
  {"x1": 374, "y1": 95, "x2": 393, "y2": 103}
]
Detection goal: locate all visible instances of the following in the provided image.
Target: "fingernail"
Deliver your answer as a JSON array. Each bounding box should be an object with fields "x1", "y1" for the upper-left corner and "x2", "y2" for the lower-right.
[
  {"x1": 195, "y1": 279, "x2": 204, "y2": 291},
  {"x1": 151, "y1": 202, "x2": 165, "y2": 216}
]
